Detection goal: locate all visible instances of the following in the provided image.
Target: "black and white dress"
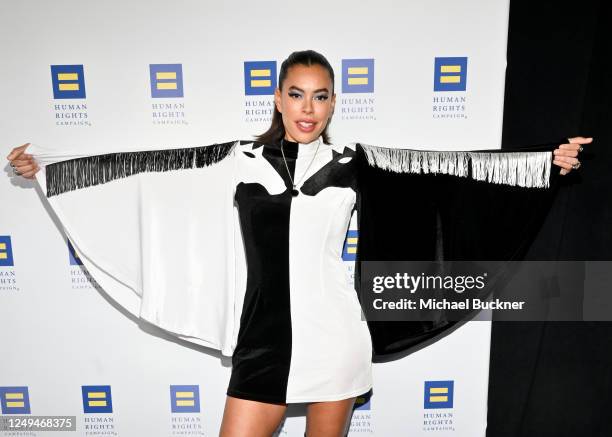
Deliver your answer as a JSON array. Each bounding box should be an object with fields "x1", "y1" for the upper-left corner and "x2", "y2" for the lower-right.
[
  {"x1": 30, "y1": 135, "x2": 561, "y2": 404},
  {"x1": 229, "y1": 138, "x2": 372, "y2": 403}
]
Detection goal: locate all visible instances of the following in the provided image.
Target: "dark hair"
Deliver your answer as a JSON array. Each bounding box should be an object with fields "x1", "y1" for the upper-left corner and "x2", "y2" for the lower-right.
[{"x1": 256, "y1": 50, "x2": 335, "y2": 145}]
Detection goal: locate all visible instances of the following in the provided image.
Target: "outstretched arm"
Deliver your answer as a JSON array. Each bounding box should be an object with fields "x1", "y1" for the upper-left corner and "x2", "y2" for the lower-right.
[
  {"x1": 354, "y1": 137, "x2": 587, "y2": 359},
  {"x1": 6, "y1": 140, "x2": 241, "y2": 356}
]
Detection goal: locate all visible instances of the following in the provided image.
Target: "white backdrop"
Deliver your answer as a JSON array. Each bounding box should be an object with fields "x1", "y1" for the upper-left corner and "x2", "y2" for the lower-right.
[{"x1": 0, "y1": 1, "x2": 509, "y2": 435}]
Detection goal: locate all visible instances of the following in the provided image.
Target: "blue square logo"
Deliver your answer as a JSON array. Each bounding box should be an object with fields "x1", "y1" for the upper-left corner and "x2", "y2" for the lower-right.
[
  {"x1": 433, "y1": 57, "x2": 468, "y2": 91},
  {"x1": 150, "y1": 64, "x2": 184, "y2": 98},
  {"x1": 51, "y1": 65, "x2": 86, "y2": 99},
  {"x1": 170, "y1": 385, "x2": 200, "y2": 413},
  {"x1": 244, "y1": 61, "x2": 277, "y2": 95},
  {"x1": 82, "y1": 385, "x2": 113, "y2": 413},
  {"x1": 342, "y1": 230, "x2": 358, "y2": 261},
  {"x1": 424, "y1": 380, "x2": 454, "y2": 409},
  {"x1": 0, "y1": 387, "x2": 31, "y2": 414},
  {"x1": 342, "y1": 59, "x2": 374, "y2": 93},
  {"x1": 0, "y1": 235, "x2": 14, "y2": 266}
]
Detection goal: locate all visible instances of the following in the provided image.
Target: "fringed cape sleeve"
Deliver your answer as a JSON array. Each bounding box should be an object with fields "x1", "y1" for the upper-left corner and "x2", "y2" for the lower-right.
[
  {"x1": 354, "y1": 140, "x2": 565, "y2": 361},
  {"x1": 29, "y1": 141, "x2": 241, "y2": 356}
]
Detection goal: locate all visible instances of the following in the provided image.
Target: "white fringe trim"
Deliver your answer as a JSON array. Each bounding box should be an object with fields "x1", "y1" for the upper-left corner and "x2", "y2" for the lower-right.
[{"x1": 360, "y1": 145, "x2": 552, "y2": 188}]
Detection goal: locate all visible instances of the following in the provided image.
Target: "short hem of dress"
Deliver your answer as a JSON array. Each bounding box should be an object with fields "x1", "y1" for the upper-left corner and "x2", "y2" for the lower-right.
[
  {"x1": 284, "y1": 384, "x2": 373, "y2": 404},
  {"x1": 226, "y1": 384, "x2": 373, "y2": 404},
  {"x1": 226, "y1": 389, "x2": 288, "y2": 405}
]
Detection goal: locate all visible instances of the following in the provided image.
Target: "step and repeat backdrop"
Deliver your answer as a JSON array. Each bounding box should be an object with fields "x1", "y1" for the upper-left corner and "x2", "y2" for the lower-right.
[{"x1": 1, "y1": 0, "x2": 509, "y2": 435}]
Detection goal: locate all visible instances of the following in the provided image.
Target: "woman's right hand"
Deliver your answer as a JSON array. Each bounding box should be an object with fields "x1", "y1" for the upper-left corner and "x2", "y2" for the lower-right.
[{"x1": 6, "y1": 143, "x2": 39, "y2": 179}]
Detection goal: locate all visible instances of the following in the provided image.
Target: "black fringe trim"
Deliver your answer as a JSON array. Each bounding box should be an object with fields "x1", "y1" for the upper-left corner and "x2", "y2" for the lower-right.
[{"x1": 46, "y1": 141, "x2": 237, "y2": 197}]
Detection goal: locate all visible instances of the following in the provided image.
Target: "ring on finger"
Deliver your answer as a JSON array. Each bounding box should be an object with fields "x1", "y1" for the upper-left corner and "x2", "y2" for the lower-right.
[
  {"x1": 12, "y1": 167, "x2": 22, "y2": 175},
  {"x1": 572, "y1": 161, "x2": 581, "y2": 170},
  {"x1": 579, "y1": 146, "x2": 584, "y2": 152}
]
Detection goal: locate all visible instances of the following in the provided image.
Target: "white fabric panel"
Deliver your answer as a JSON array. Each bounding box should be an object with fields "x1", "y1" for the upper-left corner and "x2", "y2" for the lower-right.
[{"x1": 31, "y1": 143, "x2": 240, "y2": 356}]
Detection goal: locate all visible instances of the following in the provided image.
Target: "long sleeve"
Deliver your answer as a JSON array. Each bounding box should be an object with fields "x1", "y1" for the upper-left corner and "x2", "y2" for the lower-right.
[
  {"x1": 30, "y1": 141, "x2": 241, "y2": 356},
  {"x1": 354, "y1": 140, "x2": 564, "y2": 361}
]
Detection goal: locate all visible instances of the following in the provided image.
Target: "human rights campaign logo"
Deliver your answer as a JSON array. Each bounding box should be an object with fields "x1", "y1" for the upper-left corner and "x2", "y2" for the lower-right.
[
  {"x1": 433, "y1": 57, "x2": 468, "y2": 92},
  {"x1": 82, "y1": 385, "x2": 113, "y2": 413},
  {"x1": 244, "y1": 61, "x2": 277, "y2": 96},
  {"x1": 342, "y1": 59, "x2": 374, "y2": 94},
  {"x1": 51, "y1": 65, "x2": 86, "y2": 99},
  {"x1": 0, "y1": 235, "x2": 14, "y2": 266},
  {"x1": 170, "y1": 385, "x2": 200, "y2": 413},
  {"x1": 342, "y1": 230, "x2": 358, "y2": 261},
  {"x1": 424, "y1": 380, "x2": 454, "y2": 409},
  {"x1": 150, "y1": 64, "x2": 184, "y2": 98},
  {"x1": 68, "y1": 239, "x2": 83, "y2": 266},
  {"x1": 0, "y1": 387, "x2": 31, "y2": 414}
]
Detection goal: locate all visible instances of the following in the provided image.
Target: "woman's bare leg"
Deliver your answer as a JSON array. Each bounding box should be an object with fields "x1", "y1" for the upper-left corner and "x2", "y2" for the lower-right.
[
  {"x1": 219, "y1": 395, "x2": 287, "y2": 437},
  {"x1": 305, "y1": 397, "x2": 356, "y2": 437}
]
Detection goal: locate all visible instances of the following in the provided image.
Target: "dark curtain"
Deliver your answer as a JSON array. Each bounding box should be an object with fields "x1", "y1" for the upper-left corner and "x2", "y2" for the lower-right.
[{"x1": 487, "y1": 1, "x2": 612, "y2": 436}]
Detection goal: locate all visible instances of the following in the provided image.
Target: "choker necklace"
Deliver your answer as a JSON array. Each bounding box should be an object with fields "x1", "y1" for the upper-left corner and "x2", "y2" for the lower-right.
[{"x1": 280, "y1": 138, "x2": 321, "y2": 197}]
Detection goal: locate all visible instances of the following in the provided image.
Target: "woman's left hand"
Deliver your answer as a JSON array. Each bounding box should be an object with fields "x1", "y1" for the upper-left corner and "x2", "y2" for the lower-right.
[{"x1": 554, "y1": 136, "x2": 592, "y2": 175}]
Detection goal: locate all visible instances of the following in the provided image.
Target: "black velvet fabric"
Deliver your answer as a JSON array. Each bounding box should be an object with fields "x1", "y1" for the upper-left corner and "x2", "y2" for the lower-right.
[
  {"x1": 300, "y1": 146, "x2": 357, "y2": 196},
  {"x1": 354, "y1": 143, "x2": 563, "y2": 361},
  {"x1": 227, "y1": 141, "x2": 297, "y2": 404}
]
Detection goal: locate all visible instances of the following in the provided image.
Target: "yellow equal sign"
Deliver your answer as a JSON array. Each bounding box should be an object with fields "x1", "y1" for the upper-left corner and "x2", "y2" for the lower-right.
[
  {"x1": 346, "y1": 237, "x2": 358, "y2": 254},
  {"x1": 250, "y1": 69, "x2": 271, "y2": 88},
  {"x1": 440, "y1": 65, "x2": 461, "y2": 83},
  {"x1": 429, "y1": 386, "x2": 449, "y2": 402},
  {"x1": 87, "y1": 391, "x2": 108, "y2": 407},
  {"x1": 175, "y1": 391, "x2": 195, "y2": 407},
  {"x1": 347, "y1": 66, "x2": 369, "y2": 85},
  {"x1": 57, "y1": 72, "x2": 80, "y2": 91},
  {"x1": 156, "y1": 72, "x2": 178, "y2": 90},
  {"x1": 5, "y1": 392, "x2": 25, "y2": 408},
  {"x1": 0, "y1": 242, "x2": 7, "y2": 259}
]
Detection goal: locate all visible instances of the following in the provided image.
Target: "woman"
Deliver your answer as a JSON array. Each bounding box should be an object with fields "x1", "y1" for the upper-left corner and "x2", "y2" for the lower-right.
[{"x1": 7, "y1": 50, "x2": 588, "y2": 437}]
